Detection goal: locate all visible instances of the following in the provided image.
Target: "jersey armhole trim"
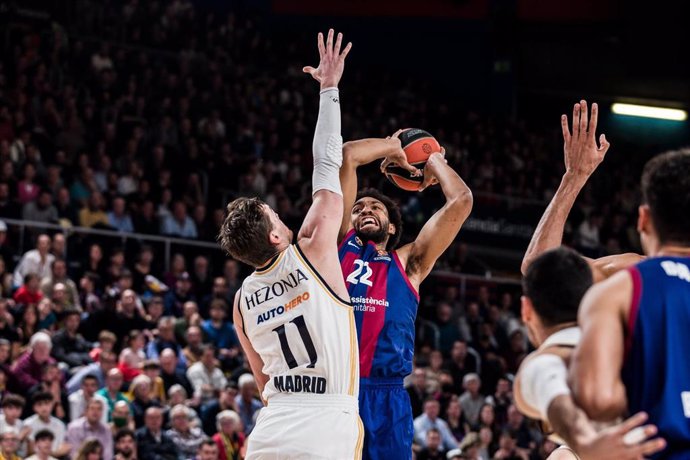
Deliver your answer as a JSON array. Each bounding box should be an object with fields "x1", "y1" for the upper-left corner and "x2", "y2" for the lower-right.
[
  {"x1": 294, "y1": 243, "x2": 352, "y2": 307},
  {"x1": 392, "y1": 250, "x2": 420, "y2": 300},
  {"x1": 625, "y1": 266, "x2": 642, "y2": 360},
  {"x1": 236, "y1": 287, "x2": 246, "y2": 332}
]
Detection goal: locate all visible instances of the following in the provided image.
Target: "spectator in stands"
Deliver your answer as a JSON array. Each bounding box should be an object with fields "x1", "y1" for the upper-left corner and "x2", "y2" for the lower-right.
[
  {"x1": 435, "y1": 303, "x2": 463, "y2": 355},
  {"x1": 222, "y1": 260, "x2": 241, "y2": 304},
  {"x1": 448, "y1": 340, "x2": 478, "y2": 394},
  {"x1": 135, "y1": 407, "x2": 177, "y2": 460},
  {"x1": 212, "y1": 410, "x2": 245, "y2": 460},
  {"x1": 175, "y1": 301, "x2": 200, "y2": 345},
  {"x1": 141, "y1": 360, "x2": 166, "y2": 403},
  {"x1": 68, "y1": 374, "x2": 109, "y2": 424},
  {"x1": 163, "y1": 271, "x2": 195, "y2": 317},
  {"x1": 134, "y1": 199, "x2": 160, "y2": 235},
  {"x1": 163, "y1": 254, "x2": 186, "y2": 290},
  {"x1": 503, "y1": 404, "x2": 535, "y2": 450},
  {"x1": 166, "y1": 404, "x2": 204, "y2": 459},
  {"x1": 12, "y1": 234, "x2": 54, "y2": 287},
  {"x1": 66, "y1": 398, "x2": 112, "y2": 459},
  {"x1": 201, "y1": 383, "x2": 238, "y2": 437},
  {"x1": 459, "y1": 373, "x2": 484, "y2": 426},
  {"x1": 89, "y1": 330, "x2": 117, "y2": 363},
  {"x1": 114, "y1": 428, "x2": 137, "y2": 460},
  {"x1": 40, "y1": 258, "x2": 80, "y2": 309},
  {"x1": 25, "y1": 361, "x2": 68, "y2": 421},
  {"x1": 413, "y1": 399, "x2": 458, "y2": 451},
  {"x1": 24, "y1": 392, "x2": 71, "y2": 458},
  {"x1": 201, "y1": 299, "x2": 239, "y2": 369},
  {"x1": 493, "y1": 429, "x2": 529, "y2": 460},
  {"x1": 79, "y1": 192, "x2": 109, "y2": 228},
  {"x1": 108, "y1": 196, "x2": 134, "y2": 233},
  {"x1": 187, "y1": 344, "x2": 227, "y2": 403},
  {"x1": 0, "y1": 184, "x2": 21, "y2": 220},
  {"x1": 190, "y1": 256, "x2": 212, "y2": 299},
  {"x1": 417, "y1": 428, "x2": 446, "y2": 460},
  {"x1": 51, "y1": 309, "x2": 92, "y2": 368},
  {"x1": 234, "y1": 374, "x2": 262, "y2": 435},
  {"x1": 445, "y1": 398, "x2": 469, "y2": 442},
  {"x1": 129, "y1": 375, "x2": 162, "y2": 428},
  {"x1": 16, "y1": 163, "x2": 40, "y2": 205},
  {"x1": 407, "y1": 368, "x2": 431, "y2": 418},
  {"x1": 145, "y1": 296, "x2": 165, "y2": 324},
  {"x1": 12, "y1": 273, "x2": 43, "y2": 306},
  {"x1": 66, "y1": 350, "x2": 117, "y2": 394},
  {"x1": 55, "y1": 187, "x2": 78, "y2": 226},
  {"x1": 132, "y1": 245, "x2": 155, "y2": 294},
  {"x1": 0, "y1": 427, "x2": 21, "y2": 460},
  {"x1": 22, "y1": 190, "x2": 57, "y2": 226},
  {"x1": 11, "y1": 332, "x2": 55, "y2": 389},
  {"x1": 113, "y1": 290, "x2": 153, "y2": 342},
  {"x1": 96, "y1": 369, "x2": 128, "y2": 422},
  {"x1": 196, "y1": 438, "x2": 220, "y2": 460},
  {"x1": 78, "y1": 272, "x2": 102, "y2": 313},
  {"x1": 109, "y1": 400, "x2": 135, "y2": 436},
  {"x1": 0, "y1": 395, "x2": 30, "y2": 456},
  {"x1": 118, "y1": 330, "x2": 146, "y2": 383},
  {"x1": 182, "y1": 325, "x2": 204, "y2": 367},
  {"x1": 161, "y1": 201, "x2": 197, "y2": 239},
  {"x1": 0, "y1": 221, "x2": 14, "y2": 274},
  {"x1": 159, "y1": 348, "x2": 194, "y2": 398},
  {"x1": 146, "y1": 317, "x2": 185, "y2": 367},
  {"x1": 23, "y1": 428, "x2": 55, "y2": 460}
]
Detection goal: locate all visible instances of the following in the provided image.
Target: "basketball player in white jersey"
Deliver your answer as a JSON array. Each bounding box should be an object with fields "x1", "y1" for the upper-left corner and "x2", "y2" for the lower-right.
[
  {"x1": 218, "y1": 29, "x2": 363, "y2": 459},
  {"x1": 515, "y1": 247, "x2": 665, "y2": 459}
]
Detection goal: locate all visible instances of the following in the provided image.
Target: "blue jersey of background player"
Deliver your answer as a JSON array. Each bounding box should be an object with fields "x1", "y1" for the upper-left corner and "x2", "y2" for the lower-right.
[
  {"x1": 337, "y1": 132, "x2": 473, "y2": 460},
  {"x1": 571, "y1": 149, "x2": 690, "y2": 459}
]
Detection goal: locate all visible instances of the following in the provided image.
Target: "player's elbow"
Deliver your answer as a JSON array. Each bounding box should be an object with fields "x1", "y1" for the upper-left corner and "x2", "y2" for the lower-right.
[
  {"x1": 342, "y1": 141, "x2": 358, "y2": 166},
  {"x1": 448, "y1": 189, "x2": 473, "y2": 216},
  {"x1": 573, "y1": 381, "x2": 627, "y2": 422}
]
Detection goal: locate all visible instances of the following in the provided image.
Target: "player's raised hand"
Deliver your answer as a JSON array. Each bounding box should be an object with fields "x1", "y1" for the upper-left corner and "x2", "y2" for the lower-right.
[
  {"x1": 303, "y1": 29, "x2": 352, "y2": 89},
  {"x1": 575, "y1": 412, "x2": 666, "y2": 460},
  {"x1": 380, "y1": 129, "x2": 422, "y2": 176},
  {"x1": 562, "y1": 100, "x2": 610, "y2": 178},
  {"x1": 419, "y1": 148, "x2": 446, "y2": 192}
]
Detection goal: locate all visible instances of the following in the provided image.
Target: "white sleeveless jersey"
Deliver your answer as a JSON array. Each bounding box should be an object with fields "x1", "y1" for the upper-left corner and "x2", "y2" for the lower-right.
[{"x1": 238, "y1": 244, "x2": 359, "y2": 402}]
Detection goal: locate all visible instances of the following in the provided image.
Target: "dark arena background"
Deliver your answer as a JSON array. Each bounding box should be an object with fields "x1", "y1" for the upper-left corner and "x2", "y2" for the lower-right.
[{"x1": 0, "y1": 0, "x2": 688, "y2": 459}]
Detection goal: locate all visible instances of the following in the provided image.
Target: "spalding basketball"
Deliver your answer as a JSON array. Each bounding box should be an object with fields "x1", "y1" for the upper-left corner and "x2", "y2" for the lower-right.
[{"x1": 385, "y1": 128, "x2": 441, "y2": 191}]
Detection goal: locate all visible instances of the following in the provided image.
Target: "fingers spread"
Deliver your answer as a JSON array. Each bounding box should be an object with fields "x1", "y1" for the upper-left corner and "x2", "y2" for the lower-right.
[
  {"x1": 317, "y1": 32, "x2": 325, "y2": 59},
  {"x1": 334, "y1": 32, "x2": 343, "y2": 56},
  {"x1": 589, "y1": 102, "x2": 599, "y2": 137},
  {"x1": 572, "y1": 103, "x2": 581, "y2": 139},
  {"x1": 580, "y1": 100, "x2": 589, "y2": 135},
  {"x1": 326, "y1": 29, "x2": 334, "y2": 57},
  {"x1": 340, "y1": 42, "x2": 352, "y2": 60},
  {"x1": 618, "y1": 412, "x2": 648, "y2": 433},
  {"x1": 561, "y1": 114, "x2": 571, "y2": 143}
]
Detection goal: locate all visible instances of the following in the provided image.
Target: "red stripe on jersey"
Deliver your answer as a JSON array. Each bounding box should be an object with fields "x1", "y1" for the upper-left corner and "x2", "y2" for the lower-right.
[
  {"x1": 625, "y1": 266, "x2": 643, "y2": 360},
  {"x1": 358, "y1": 261, "x2": 389, "y2": 377}
]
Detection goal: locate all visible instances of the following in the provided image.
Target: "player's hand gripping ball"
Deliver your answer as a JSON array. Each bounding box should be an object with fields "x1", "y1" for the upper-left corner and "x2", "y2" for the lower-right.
[{"x1": 384, "y1": 128, "x2": 441, "y2": 191}]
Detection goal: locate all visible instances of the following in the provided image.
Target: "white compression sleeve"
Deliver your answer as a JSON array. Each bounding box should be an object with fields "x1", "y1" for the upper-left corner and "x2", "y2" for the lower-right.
[
  {"x1": 520, "y1": 354, "x2": 572, "y2": 421},
  {"x1": 312, "y1": 87, "x2": 343, "y2": 196}
]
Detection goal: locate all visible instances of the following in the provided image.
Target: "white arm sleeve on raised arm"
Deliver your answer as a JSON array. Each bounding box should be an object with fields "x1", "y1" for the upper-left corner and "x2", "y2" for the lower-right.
[
  {"x1": 520, "y1": 353, "x2": 572, "y2": 421},
  {"x1": 312, "y1": 87, "x2": 343, "y2": 196}
]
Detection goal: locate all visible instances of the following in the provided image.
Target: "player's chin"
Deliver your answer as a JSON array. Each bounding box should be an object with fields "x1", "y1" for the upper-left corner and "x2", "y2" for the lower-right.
[{"x1": 356, "y1": 228, "x2": 386, "y2": 243}]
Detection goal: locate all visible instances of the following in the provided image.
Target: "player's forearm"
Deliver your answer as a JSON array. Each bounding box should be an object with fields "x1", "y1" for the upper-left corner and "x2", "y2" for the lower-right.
[
  {"x1": 312, "y1": 87, "x2": 343, "y2": 196},
  {"x1": 342, "y1": 138, "x2": 399, "y2": 168},
  {"x1": 547, "y1": 395, "x2": 597, "y2": 453},
  {"x1": 521, "y1": 172, "x2": 590, "y2": 274}
]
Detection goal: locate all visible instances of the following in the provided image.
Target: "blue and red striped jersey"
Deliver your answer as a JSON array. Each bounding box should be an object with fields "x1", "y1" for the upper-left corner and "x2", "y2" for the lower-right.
[
  {"x1": 338, "y1": 229, "x2": 419, "y2": 379},
  {"x1": 623, "y1": 256, "x2": 690, "y2": 459}
]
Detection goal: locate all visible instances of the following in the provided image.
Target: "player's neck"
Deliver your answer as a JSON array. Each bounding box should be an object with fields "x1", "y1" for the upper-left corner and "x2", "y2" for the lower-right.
[
  {"x1": 539, "y1": 322, "x2": 577, "y2": 346},
  {"x1": 656, "y1": 244, "x2": 690, "y2": 258}
]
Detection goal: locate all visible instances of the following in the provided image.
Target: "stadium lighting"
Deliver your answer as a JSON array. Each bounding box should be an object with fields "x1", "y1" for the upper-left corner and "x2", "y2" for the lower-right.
[{"x1": 612, "y1": 103, "x2": 687, "y2": 121}]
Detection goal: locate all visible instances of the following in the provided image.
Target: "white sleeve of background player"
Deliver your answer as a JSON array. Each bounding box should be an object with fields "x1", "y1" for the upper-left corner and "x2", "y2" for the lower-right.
[
  {"x1": 519, "y1": 354, "x2": 571, "y2": 421},
  {"x1": 312, "y1": 87, "x2": 343, "y2": 196}
]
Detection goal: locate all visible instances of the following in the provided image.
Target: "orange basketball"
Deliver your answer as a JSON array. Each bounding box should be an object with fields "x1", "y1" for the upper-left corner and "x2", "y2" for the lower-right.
[{"x1": 385, "y1": 128, "x2": 441, "y2": 191}]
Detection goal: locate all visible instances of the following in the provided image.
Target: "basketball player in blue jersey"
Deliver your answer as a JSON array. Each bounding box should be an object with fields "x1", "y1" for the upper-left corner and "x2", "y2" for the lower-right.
[
  {"x1": 571, "y1": 149, "x2": 690, "y2": 459},
  {"x1": 337, "y1": 132, "x2": 473, "y2": 459},
  {"x1": 521, "y1": 100, "x2": 643, "y2": 280},
  {"x1": 516, "y1": 247, "x2": 665, "y2": 460},
  {"x1": 219, "y1": 30, "x2": 364, "y2": 459}
]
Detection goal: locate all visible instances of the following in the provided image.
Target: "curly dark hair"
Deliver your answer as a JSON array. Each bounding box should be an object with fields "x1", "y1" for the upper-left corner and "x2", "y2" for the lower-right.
[
  {"x1": 641, "y1": 148, "x2": 690, "y2": 246},
  {"x1": 218, "y1": 197, "x2": 276, "y2": 267},
  {"x1": 355, "y1": 188, "x2": 403, "y2": 250}
]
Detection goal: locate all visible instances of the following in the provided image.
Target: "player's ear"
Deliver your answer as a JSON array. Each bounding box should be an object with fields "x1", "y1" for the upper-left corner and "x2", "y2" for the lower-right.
[
  {"x1": 269, "y1": 229, "x2": 282, "y2": 246},
  {"x1": 388, "y1": 223, "x2": 396, "y2": 236},
  {"x1": 520, "y1": 295, "x2": 533, "y2": 324},
  {"x1": 637, "y1": 204, "x2": 651, "y2": 234}
]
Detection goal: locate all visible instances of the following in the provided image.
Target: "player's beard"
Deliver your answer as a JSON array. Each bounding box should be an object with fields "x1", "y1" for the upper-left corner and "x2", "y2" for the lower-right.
[{"x1": 356, "y1": 224, "x2": 388, "y2": 245}]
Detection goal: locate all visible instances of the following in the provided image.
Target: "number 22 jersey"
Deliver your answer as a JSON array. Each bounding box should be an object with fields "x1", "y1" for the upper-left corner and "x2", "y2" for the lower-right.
[
  {"x1": 237, "y1": 244, "x2": 359, "y2": 401},
  {"x1": 338, "y1": 229, "x2": 420, "y2": 379}
]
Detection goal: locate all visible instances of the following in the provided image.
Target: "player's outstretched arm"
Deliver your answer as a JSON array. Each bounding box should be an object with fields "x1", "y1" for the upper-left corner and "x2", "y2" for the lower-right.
[
  {"x1": 338, "y1": 131, "x2": 419, "y2": 240},
  {"x1": 400, "y1": 150, "x2": 473, "y2": 289},
  {"x1": 570, "y1": 271, "x2": 631, "y2": 421},
  {"x1": 298, "y1": 29, "x2": 351, "y2": 253},
  {"x1": 547, "y1": 398, "x2": 665, "y2": 460},
  {"x1": 521, "y1": 101, "x2": 612, "y2": 277},
  {"x1": 233, "y1": 292, "x2": 269, "y2": 399}
]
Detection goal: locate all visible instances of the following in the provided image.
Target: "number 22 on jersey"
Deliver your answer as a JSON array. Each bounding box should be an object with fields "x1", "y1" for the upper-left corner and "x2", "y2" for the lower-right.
[{"x1": 347, "y1": 259, "x2": 373, "y2": 286}]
